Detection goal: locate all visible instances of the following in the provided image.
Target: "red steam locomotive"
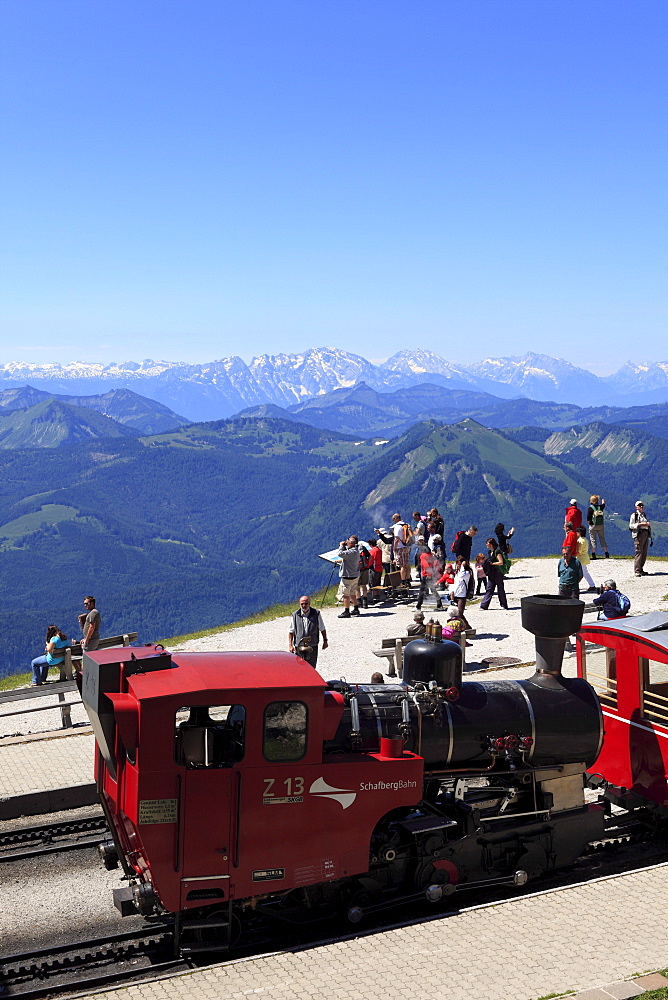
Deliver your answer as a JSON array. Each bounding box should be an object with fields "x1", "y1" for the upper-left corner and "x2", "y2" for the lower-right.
[{"x1": 82, "y1": 595, "x2": 661, "y2": 955}]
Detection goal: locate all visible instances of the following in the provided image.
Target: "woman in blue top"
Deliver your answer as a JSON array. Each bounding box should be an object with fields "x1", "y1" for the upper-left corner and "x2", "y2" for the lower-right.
[{"x1": 31, "y1": 626, "x2": 70, "y2": 685}]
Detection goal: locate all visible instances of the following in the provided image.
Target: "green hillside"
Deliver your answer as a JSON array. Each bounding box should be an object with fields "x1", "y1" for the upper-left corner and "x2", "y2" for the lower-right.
[{"x1": 2, "y1": 413, "x2": 666, "y2": 677}]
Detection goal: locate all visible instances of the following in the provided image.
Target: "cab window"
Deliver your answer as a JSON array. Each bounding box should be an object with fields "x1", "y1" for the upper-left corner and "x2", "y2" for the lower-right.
[
  {"x1": 263, "y1": 702, "x2": 307, "y2": 761},
  {"x1": 581, "y1": 642, "x2": 617, "y2": 710},
  {"x1": 174, "y1": 704, "x2": 245, "y2": 768},
  {"x1": 641, "y1": 658, "x2": 668, "y2": 726}
]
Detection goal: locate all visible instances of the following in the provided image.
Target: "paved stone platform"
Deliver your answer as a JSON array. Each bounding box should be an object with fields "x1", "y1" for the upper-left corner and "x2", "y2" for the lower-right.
[
  {"x1": 74, "y1": 864, "x2": 668, "y2": 1000},
  {"x1": 0, "y1": 729, "x2": 96, "y2": 818}
]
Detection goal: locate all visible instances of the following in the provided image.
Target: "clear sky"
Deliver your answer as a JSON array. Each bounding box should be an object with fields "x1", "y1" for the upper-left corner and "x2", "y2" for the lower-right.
[{"x1": 1, "y1": 0, "x2": 666, "y2": 372}]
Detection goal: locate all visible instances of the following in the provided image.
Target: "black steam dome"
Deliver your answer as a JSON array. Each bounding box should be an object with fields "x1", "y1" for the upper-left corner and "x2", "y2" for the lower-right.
[{"x1": 403, "y1": 635, "x2": 462, "y2": 690}]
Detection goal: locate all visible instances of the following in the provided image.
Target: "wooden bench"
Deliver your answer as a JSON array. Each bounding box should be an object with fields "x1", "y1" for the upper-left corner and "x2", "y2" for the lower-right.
[
  {"x1": 369, "y1": 571, "x2": 410, "y2": 602},
  {"x1": 373, "y1": 629, "x2": 476, "y2": 679},
  {"x1": 0, "y1": 632, "x2": 139, "y2": 730}
]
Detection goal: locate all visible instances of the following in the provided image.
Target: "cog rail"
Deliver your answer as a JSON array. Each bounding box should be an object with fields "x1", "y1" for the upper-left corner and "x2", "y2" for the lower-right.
[
  {"x1": 0, "y1": 926, "x2": 181, "y2": 1000},
  {"x1": 0, "y1": 816, "x2": 109, "y2": 864}
]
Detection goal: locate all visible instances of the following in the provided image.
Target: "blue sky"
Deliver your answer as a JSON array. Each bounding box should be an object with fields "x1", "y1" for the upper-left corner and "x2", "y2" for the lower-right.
[{"x1": 1, "y1": 0, "x2": 666, "y2": 372}]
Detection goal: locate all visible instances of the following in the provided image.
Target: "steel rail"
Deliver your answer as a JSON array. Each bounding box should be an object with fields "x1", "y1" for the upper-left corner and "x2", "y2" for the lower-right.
[
  {"x1": 0, "y1": 925, "x2": 181, "y2": 1000},
  {"x1": 0, "y1": 815, "x2": 108, "y2": 864}
]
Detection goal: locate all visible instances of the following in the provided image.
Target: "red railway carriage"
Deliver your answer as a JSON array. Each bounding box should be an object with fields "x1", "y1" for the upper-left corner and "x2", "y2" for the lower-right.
[
  {"x1": 578, "y1": 612, "x2": 668, "y2": 810},
  {"x1": 83, "y1": 646, "x2": 423, "y2": 916}
]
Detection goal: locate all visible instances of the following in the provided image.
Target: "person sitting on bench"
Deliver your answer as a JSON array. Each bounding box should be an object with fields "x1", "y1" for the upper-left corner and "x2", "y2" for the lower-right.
[{"x1": 31, "y1": 626, "x2": 71, "y2": 686}]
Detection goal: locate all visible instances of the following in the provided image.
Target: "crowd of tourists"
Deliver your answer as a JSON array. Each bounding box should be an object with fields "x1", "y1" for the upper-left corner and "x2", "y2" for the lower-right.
[{"x1": 332, "y1": 510, "x2": 516, "y2": 621}]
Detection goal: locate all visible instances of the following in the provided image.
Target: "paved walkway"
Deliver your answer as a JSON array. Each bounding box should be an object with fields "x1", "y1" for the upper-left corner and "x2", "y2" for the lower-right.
[
  {"x1": 0, "y1": 729, "x2": 96, "y2": 818},
  {"x1": 74, "y1": 864, "x2": 668, "y2": 1000}
]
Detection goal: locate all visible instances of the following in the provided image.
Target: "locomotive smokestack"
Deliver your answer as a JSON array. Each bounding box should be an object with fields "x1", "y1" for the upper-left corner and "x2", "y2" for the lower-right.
[{"x1": 521, "y1": 595, "x2": 584, "y2": 682}]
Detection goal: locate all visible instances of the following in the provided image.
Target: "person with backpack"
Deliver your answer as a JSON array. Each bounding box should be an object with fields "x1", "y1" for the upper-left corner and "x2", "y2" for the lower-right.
[
  {"x1": 479, "y1": 537, "x2": 509, "y2": 610},
  {"x1": 452, "y1": 526, "x2": 477, "y2": 562},
  {"x1": 390, "y1": 512, "x2": 414, "y2": 590},
  {"x1": 593, "y1": 579, "x2": 631, "y2": 620},
  {"x1": 587, "y1": 494, "x2": 609, "y2": 559},
  {"x1": 415, "y1": 537, "x2": 444, "y2": 611}
]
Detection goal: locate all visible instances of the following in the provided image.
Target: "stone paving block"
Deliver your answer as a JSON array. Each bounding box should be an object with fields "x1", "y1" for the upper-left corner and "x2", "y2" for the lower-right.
[
  {"x1": 573, "y1": 992, "x2": 618, "y2": 1000},
  {"x1": 634, "y1": 973, "x2": 668, "y2": 989},
  {"x1": 600, "y1": 983, "x2": 645, "y2": 999}
]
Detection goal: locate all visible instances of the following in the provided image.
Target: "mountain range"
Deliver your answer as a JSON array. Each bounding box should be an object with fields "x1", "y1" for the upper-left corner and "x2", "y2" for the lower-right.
[
  {"x1": 240, "y1": 381, "x2": 668, "y2": 441},
  {"x1": 4, "y1": 349, "x2": 668, "y2": 421}
]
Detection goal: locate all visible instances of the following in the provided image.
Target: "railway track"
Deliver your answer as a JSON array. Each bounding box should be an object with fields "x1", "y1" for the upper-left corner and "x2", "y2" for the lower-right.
[
  {"x1": 1, "y1": 809, "x2": 665, "y2": 1000},
  {"x1": 0, "y1": 815, "x2": 108, "y2": 864},
  {"x1": 0, "y1": 925, "x2": 183, "y2": 1000}
]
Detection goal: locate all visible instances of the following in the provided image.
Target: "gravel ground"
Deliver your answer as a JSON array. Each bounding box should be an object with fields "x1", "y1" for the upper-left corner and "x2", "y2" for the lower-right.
[
  {"x1": 170, "y1": 556, "x2": 668, "y2": 684},
  {"x1": 3, "y1": 557, "x2": 667, "y2": 741},
  {"x1": 0, "y1": 805, "x2": 147, "y2": 958}
]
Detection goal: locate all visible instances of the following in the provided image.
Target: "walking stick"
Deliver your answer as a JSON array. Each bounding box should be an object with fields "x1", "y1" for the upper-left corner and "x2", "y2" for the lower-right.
[{"x1": 320, "y1": 564, "x2": 336, "y2": 609}]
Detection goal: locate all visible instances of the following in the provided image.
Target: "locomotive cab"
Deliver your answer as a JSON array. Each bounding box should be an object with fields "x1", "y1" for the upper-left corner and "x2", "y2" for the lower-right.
[{"x1": 83, "y1": 646, "x2": 423, "y2": 924}]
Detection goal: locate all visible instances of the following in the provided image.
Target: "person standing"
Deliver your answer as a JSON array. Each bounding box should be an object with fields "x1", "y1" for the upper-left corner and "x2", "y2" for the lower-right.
[
  {"x1": 576, "y1": 526, "x2": 596, "y2": 592},
  {"x1": 366, "y1": 538, "x2": 383, "y2": 600},
  {"x1": 427, "y1": 509, "x2": 445, "y2": 543},
  {"x1": 480, "y1": 538, "x2": 508, "y2": 610},
  {"x1": 587, "y1": 494, "x2": 609, "y2": 559},
  {"x1": 336, "y1": 538, "x2": 361, "y2": 617},
  {"x1": 494, "y1": 523, "x2": 515, "y2": 555},
  {"x1": 557, "y1": 545, "x2": 583, "y2": 599},
  {"x1": 391, "y1": 513, "x2": 413, "y2": 590},
  {"x1": 415, "y1": 537, "x2": 444, "y2": 611},
  {"x1": 82, "y1": 596, "x2": 101, "y2": 652},
  {"x1": 629, "y1": 500, "x2": 652, "y2": 576},
  {"x1": 453, "y1": 526, "x2": 478, "y2": 562},
  {"x1": 563, "y1": 521, "x2": 578, "y2": 558},
  {"x1": 451, "y1": 555, "x2": 472, "y2": 619},
  {"x1": 430, "y1": 533, "x2": 446, "y2": 567},
  {"x1": 412, "y1": 511, "x2": 429, "y2": 570},
  {"x1": 565, "y1": 500, "x2": 582, "y2": 531},
  {"x1": 289, "y1": 596, "x2": 328, "y2": 668},
  {"x1": 374, "y1": 528, "x2": 394, "y2": 583},
  {"x1": 474, "y1": 553, "x2": 487, "y2": 595}
]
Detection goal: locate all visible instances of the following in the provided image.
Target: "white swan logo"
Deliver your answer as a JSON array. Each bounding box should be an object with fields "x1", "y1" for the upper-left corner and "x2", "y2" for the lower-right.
[{"x1": 309, "y1": 777, "x2": 356, "y2": 810}]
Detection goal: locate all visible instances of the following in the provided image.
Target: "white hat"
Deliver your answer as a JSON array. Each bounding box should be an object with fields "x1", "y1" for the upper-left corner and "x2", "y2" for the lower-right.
[{"x1": 569, "y1": 499, "x2": 578, "y2": 505}]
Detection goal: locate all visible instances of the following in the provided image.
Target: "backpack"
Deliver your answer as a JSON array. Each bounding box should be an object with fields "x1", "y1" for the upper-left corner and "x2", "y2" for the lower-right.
[
  {"x1": 401, "y1": 523, "x2": 414, "y2": 545},
  {"x1": 591, "y1": 504, "x2": 604, "y2": 527},
  {"x1": 500, "y1": 554, "x2": 512, "y2": 576},
  {"x1": 451, "y1": 530, "x2": 465, "y2": 554},
  {"x1": 617, "y1": 592, "x2": 631, "y2": 615},
  {"x1": 358, "y1": 547, "x2": 372, "y2": 573}
]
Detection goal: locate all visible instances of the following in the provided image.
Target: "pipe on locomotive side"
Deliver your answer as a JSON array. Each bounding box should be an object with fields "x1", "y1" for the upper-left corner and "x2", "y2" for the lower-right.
[{"x1": 326, "y1": 594, "x2": 603, "y2": 770}]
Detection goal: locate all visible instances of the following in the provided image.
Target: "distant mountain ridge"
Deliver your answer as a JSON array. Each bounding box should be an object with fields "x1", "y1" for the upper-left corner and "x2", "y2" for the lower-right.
[
  {"x1": 0, "y1": 385, "x2": 187, "y2": 444},
  {"x1": 239, "y1": 381, "x2": 668, "y2": 441},
  {"x1": 4, "y1": 348, "x2": 668, "y2": 421}
]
